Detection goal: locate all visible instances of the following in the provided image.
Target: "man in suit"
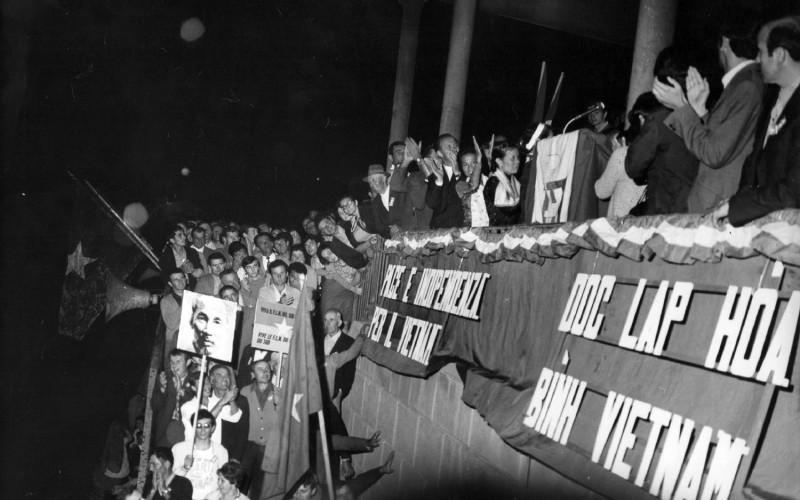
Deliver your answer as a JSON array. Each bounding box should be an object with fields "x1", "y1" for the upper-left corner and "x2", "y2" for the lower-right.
[
  {"x1": 713, "y1": 16, "x2": 800, "y2": 226},
  {"x1": 160, "y1": 268, "x2": 186, "y2": 371},
  {"x1": 361, "y1": 164, "x2": 407, "y2": 239},
  {"x1": 654, "y1": 16, "x2": 765, "y2": 212},
  {"x1": 194, "y1": 252, "x2": 226, "y2": 297},
  {"x1": 158, "y1": 225, "x2": 203, "y2": 286},
  {"x1": 188, "y1": 226, "x2": 214, "y2": 274},
  {"x1": 322, "y1": 309, "x2": 356, "y2": 406},
  {"x1": 151, "y1": 349, "x2": 197, "y2": 447},
  {"x1": 425, "y1": 134, "x2": 465, "y2": 228}
]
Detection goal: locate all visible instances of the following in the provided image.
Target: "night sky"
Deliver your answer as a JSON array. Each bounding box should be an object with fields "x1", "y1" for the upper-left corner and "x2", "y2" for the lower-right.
[{"x1": 2, "y1": 0, "x2": 799, "y2": 498}]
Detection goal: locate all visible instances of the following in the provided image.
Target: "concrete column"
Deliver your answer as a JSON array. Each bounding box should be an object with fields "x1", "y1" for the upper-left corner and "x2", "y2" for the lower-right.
[
  {"x1": 626, "y1": 0, "x2": 678, "y2": 112},
  {"x1": 439, "y1": 0, "x2": 477, "y2": 140},
  {"x1": 389, "y1": 0, "x2": 425, "y2": 144}
]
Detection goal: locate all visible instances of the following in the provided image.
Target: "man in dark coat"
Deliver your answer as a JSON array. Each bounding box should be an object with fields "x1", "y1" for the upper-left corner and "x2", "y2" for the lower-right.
[
  {"x1": 713, "y1": 16, "x2": 800, "y2": 226},
  {"x1": 625, "y1": 92, "x2": 699, "y2": 215},
  {"x1": 321, "y1": 309, "x2": 356, "y2": 404},
  {"x1": 151, "y1": 349, "x2": 197, "y2": 447},
  {"x1": 425, "y1": 134, "x2": 466, "y2": 228},
  {"x1": 361, "y1": 164, "x2": 407, "y2": 239}
]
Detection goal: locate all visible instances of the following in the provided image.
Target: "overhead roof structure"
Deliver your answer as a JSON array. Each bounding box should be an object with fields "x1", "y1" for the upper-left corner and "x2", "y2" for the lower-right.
[{"x1": 442, "y1": 0, "x2": 640, "y2": 45}]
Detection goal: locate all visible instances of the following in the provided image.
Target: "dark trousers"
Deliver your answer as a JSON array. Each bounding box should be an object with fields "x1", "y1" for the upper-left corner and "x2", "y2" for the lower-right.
[{"x1": 240, "y1": 441, "x2": 266, "y2": 497}]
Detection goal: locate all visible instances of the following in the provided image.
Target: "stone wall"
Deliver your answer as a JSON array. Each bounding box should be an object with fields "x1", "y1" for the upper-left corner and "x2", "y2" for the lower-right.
[{"x1": 341, "y1": 357, "x2": 600, "y2": 499}]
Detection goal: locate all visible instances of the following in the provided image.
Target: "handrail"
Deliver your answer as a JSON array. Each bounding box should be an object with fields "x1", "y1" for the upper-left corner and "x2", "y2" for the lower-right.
[{"x1": 136, "y1": 319, "x2": 166, "y2": 492}]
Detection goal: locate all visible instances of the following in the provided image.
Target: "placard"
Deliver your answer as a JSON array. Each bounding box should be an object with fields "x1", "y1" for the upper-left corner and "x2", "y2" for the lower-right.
[
  {"x1": 252, "y1": 299, "x2": 295, "y2": 354},
  {"x1": 177, "y1": 290, "x2": 239, "y2": 363}
]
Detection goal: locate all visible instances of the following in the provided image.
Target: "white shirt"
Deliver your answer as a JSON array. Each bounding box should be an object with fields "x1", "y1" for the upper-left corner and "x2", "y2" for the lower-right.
[
  {"x1": 435, "y1": 164, "x2": 456, "y2": 186},
  {"x1": 379, "y1": 187, "x2": 391, "y2": 210},
  {"x1": 180, "y1": 393, "x2": 241, "y2": 444},
  {"x1": 324, "y1": 331, "x2": 342, "y2": 355},
  {"x1": 257, "y1": 282, "x2": 301, "y2": 308}
]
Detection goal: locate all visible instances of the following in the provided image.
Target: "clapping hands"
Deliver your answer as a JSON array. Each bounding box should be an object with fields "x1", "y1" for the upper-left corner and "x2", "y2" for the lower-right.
[{"x1": 686, "y1": 67, "x2": 710, "y2": 117}]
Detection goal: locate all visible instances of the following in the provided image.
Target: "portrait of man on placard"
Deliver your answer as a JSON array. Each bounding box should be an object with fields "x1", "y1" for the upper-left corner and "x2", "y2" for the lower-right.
[{"x1": 177, "y1": 290, "x2": 238, "y2": 363}]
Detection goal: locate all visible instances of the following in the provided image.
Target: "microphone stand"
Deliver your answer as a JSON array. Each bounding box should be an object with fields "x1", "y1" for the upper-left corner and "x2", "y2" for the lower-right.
[{"x1": 562, "y1": 103, "x2": 605, "y2": 135}]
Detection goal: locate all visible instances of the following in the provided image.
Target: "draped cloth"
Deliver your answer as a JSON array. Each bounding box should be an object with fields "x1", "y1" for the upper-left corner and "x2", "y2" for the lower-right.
[
  {"x1": 491, "y1": 170, "x2": 521, "y2": 208},
  {"x1": 532, "y1": 131, "x2": 579, "y2": 223},
  {"x1": 524, "y1": 130, "x2": 612, "y2": 224}
]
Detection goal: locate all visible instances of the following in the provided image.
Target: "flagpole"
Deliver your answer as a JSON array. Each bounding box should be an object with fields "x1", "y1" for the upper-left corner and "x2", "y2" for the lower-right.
[
  {"x1": 317, "y1": 409, "x2": 336, "y2": 500},
  {"x1": 66, "y1": 170, "x2": 161, "y2": 269},
  {"x1": 190, "y1": 351, "x2": 209, "y2": 461}
]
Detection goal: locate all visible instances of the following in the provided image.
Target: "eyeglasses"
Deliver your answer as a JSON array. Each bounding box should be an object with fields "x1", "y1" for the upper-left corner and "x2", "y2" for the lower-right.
[
  {"x1": 196, "y1": 422, "x2": 214, "y2": 429},
  {"x1": 339, "y1": 200, "x2": 354, "y2": 209}
]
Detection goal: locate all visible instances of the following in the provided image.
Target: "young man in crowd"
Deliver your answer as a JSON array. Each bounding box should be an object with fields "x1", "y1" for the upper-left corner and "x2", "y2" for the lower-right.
[
  {"x1": 195, "y1": 252, "x2": 226, "y2": 297},
  {"x1": 146, "y1": 447, "x2": 193, "y2": 499},
  {"x1": 160, "y1": 268, "x2": 187, "y2": 369},
  {"x1": 159, "y1": 225, "x2": 203, "y2": 285},
  {"x1": 273, "y1": 232, "x2": 293, "y2": 263},
  {"x1": 172, "y1": 409, "x2": 229, "y2": 500},
  {"x1": 189, "y1": 226, "x2": 213, "y2": 274},
  {"x1": 258, "y1": 260, "x2": 301, "y2": 307},
  {"x1": 152, "y1": 350, "x2": 196, "y2": 447}
]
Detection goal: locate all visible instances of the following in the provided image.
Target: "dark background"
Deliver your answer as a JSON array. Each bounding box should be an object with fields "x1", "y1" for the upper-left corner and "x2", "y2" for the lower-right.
[{"x1": 2, "y1": 0, "x2": 798, "y2": 498}]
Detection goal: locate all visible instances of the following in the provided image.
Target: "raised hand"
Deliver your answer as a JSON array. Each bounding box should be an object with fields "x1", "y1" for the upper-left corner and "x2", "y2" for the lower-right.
[
  {"x1": 470, "y1": 136, "x2": 484, "y2": 186},
  {"x1": 611, "y1": 134, "x2": 627, "y2": 151},
  {"x1": 405, "y1": 137, "x2": 421, "y2": 162},
  {"x1": 686, "y1": 67, "x2": 710, "y2": 117},
  {"x1": 367, "y1": 430, "x2": 381, "y2": 451},
  {"x1": 424, "y1": 157, "x2": 443, "y2": 181},
  {"x1": 224, "y1": 386, "x2": 238, "y2": 404},
  {"x1": 652, "y1": 77, "x2": 687, "y2": 110},
  {"x1": 471, "y1": 136, "x2": 483, "y2": 163},
  {"x1": 443, "y1": 149, "x2": 459, "y2": 172}
]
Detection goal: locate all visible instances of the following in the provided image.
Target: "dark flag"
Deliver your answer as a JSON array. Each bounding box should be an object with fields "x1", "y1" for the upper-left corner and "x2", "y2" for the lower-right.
[
  {"x1": 267, "y1": 287, "x2": 322, "y2": 498},
  {"x1": 58, "y1": 185, "x2": 147, "y2": 340}
]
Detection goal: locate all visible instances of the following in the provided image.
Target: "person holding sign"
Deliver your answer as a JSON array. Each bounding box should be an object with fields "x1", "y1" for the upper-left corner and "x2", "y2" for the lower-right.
[
  {"x1": 257, "y1": 260, "x2": 301, "y2": 308},
  {"x1": 172, "y1": 409, "x2": 229, "y2": 500}
]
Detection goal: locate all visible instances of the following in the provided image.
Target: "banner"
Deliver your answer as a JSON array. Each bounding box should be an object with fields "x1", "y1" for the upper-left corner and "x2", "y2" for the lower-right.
[
  {"x1": 252, "y1": 300, "x2": 296, "y2": 354},
  {"x1": 355, "y1": 211, "x2": 800, "y2": 500},
  {"x1": 177, "y1": 290, "x2": 239, "y2": 363}
]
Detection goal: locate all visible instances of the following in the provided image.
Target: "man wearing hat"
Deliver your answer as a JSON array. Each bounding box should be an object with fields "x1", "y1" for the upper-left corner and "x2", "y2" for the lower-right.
[{"x1": 361, "y1": 164, "x2": 407, "y2": 239}]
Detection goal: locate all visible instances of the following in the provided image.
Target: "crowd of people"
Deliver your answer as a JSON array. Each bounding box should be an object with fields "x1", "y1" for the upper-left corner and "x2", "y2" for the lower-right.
[
  {"x1": 95, "y1": 12, "x2": 800, "y2": 500},
  {"x1": 598, "y1": 14, "x2": 799, "y2": 224}
]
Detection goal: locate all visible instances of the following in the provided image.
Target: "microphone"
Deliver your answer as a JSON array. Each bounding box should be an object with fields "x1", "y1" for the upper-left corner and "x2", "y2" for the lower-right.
[{"x1": 562, "y1": 102, "x2": 605, "y2": 134}]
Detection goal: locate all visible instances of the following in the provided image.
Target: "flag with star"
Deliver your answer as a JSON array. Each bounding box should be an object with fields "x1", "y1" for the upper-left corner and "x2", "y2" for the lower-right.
[
  {"x1": 267, "y1": 285, "x2": 322, "y2": 497},
  {"x1": 59, "y1": 185, "x2": 146, "y2": 340}
]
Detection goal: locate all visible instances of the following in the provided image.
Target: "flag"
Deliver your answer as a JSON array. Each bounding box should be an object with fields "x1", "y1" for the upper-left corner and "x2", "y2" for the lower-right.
[
  {"x1": 58, "y1": 185, "x2": 146, "y2": 340},
  {"x1": 266, "y1": 286, "x2": 322, "y2": 497}
]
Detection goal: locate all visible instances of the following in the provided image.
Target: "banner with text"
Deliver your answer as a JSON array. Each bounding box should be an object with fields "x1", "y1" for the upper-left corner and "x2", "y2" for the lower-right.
[
  {"x1": 360, "y1": 244, "x2": 799, "y2": 500},
  {"x1": 252, "y1": 300, "x2": 295, "y2": 354}
]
